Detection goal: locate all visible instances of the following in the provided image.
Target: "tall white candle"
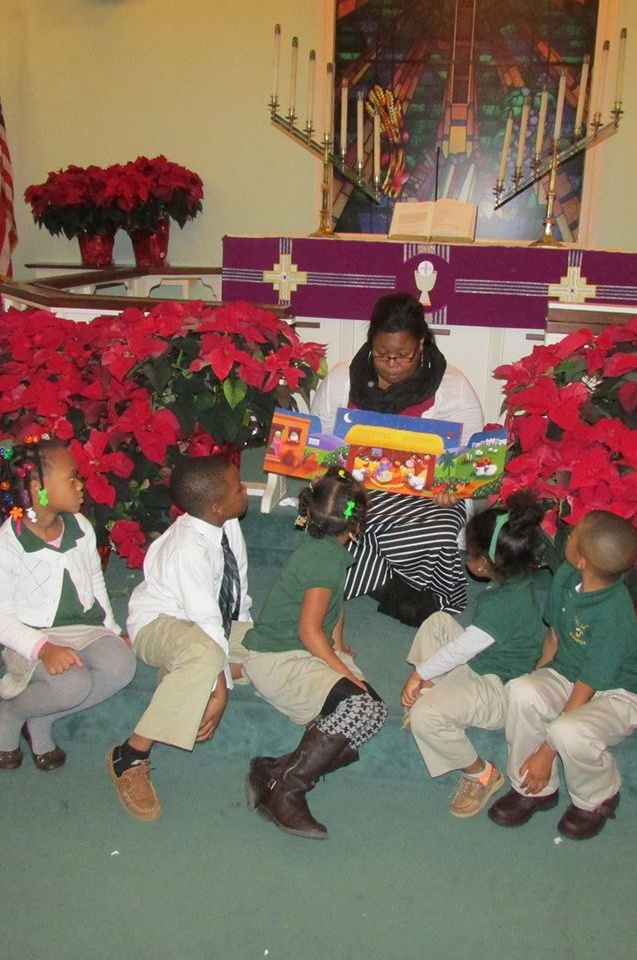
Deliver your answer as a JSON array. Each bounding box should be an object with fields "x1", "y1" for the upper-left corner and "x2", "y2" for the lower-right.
[
  {"x1": 340, "y1": 80, "x2": 349, "y2": 153},
  {"x1": 289, "y1": 36, "x2": 299, "y2": 117},
  {"x1": 592, "y1": 39, "x2": 610, "y2": 120},
  {"x1": 516, "y1": 95, "x2": 530, "y2": 170},
  {"x1": 272, "y1": 23, "x2": 281, "y2": 102},
  {"x1": 573, "y1": 55, "x2": 590, "y2": 138},
  {"x1": 324, "y1": 62, "x2": 334, "y2": 140},
  {"x1": 356, "y1": 91, "x2": 365, "y2": 166},
  {"x1": 553, "y1": 68, "x2": 566, "y2": 144},
  {"x1": 615, "y1": 27, "x2": 628, "y2": 105},
  {"x1": 373, "y1": 110, "x2": 381, "y2": 179},
  {"x1": 306, "y1": 50, "x2": 316, "y2": 129},
  {"x1": 535, "y1": 84, "x2": 548, "y2": 158},
  {"x1": 497, "y1": 110, "x2": 514, "y2": 184}
]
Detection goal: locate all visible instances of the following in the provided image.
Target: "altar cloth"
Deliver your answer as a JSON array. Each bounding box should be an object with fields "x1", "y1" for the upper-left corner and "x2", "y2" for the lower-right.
[{"x1": 222, "y1": 235, "x2": 637, "y2": 330}]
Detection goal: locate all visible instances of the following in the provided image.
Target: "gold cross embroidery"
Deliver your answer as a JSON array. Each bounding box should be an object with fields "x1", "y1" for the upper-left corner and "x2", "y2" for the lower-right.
[
  {"x1": 548, "y1": 266, "x2": 597, "y2": 304},
  {"x1": 263, "y1": 254, "x2": 308, "y2": 302}
]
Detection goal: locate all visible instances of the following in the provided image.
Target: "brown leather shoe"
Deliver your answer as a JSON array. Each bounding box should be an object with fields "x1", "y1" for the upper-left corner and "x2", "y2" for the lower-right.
[
  {"x1": 557, "y1": 793, "x2": 620, "y2": 841},
  {"x1": 0, "y1": 748, "x2": 23, "y2": 770},
  {"x1": 488, "y1": 787, "x2": 559, "y2": 827},
  {"x1": 22, "y1": 725, "x2": 66, "y2": 771}
]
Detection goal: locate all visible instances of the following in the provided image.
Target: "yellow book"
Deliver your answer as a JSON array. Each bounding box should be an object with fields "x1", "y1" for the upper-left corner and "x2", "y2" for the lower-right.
[{"x1": 388, "y1": 198, "x2": 477, "y2": 243}]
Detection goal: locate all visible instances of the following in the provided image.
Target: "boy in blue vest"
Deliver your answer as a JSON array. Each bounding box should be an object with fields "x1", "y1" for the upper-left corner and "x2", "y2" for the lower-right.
[{"x1": 489, "y1": 510, "x2": 637, "y2": 840}]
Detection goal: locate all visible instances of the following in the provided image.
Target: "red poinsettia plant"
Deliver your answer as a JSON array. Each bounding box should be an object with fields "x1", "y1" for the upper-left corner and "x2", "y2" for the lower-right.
[
  {"x1": 25, "y1": 155, "x2": 204, "y2": 238},
  {"x1": 24, "y1": 164, "x2": 126, "y2": 238},
  {"x1": 0, "y1": 300, "x2": 326, "y2": 567},
  {"x1": 494, "y1": 317, "x2": 637, "y2": 538}
]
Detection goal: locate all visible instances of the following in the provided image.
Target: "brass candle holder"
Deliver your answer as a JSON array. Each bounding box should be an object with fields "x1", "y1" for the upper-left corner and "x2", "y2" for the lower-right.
[{"x1": 269, "y1": 102, "x2": 380, "y2": 236}]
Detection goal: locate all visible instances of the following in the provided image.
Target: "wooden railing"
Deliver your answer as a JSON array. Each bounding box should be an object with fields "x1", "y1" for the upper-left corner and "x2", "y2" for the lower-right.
[{"x1": 0, "y1": 266, "x2": 290, "y2": 319}]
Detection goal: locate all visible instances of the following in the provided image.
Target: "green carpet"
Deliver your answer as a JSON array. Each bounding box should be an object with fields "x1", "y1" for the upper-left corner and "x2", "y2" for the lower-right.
[{"x1": 3, "y1": 461, "x2": 637, "y2": 960}]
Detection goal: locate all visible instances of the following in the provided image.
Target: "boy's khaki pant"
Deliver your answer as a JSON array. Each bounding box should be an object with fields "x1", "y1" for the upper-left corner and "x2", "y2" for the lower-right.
[
  {"x1": 407, "y1": 612, "x2": 506, "y2": 777},
  {"x1": 133, "y1": 616, "x2": 251, "y2": 751},
  {"x1": 505, "y1": 668, "x2": 637, "y2": 810}
]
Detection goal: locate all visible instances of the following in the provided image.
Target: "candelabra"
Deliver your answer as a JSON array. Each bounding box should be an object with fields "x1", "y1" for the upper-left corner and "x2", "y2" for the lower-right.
[
  {"x1": 268, "y1": 26, "x2": 381, "y2": 237},
  {"x1": 268, "y1": 97, "x2": 380, "y2": 237},
  {"x1": 493, "y1": 28, "x2": 627, "y2": 246}
]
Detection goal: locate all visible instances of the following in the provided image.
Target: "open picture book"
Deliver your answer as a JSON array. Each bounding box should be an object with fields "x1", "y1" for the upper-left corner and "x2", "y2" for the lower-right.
[
  {"x1": 263, "y1": 407, "x2": 507, "y2": 500},
  {"x1": 388, "y1": 198, "x2": 478, "y2": 243}
]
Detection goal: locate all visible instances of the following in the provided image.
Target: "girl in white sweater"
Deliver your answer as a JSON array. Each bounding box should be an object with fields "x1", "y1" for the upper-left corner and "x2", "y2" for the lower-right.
[{"x1": 0, "y1": 438, "x2": 135, "y2": 771}]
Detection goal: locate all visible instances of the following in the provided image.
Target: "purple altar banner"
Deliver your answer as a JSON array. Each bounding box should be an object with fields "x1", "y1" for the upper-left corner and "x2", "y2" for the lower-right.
[{"x1": 222, "y1": 236, "x2": 637, "y2": 331}]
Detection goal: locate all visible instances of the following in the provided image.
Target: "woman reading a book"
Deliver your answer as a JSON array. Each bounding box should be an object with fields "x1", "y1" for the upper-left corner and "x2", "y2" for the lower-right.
[{"x1": 310, "y1": 292, "x2": 483, "y2": 626}]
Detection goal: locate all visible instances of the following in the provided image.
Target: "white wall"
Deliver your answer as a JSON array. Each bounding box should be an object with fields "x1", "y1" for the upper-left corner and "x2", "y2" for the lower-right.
[
  {"x1": 1, "y1": 0, "x2": 635, "y2": 275},
  {"x1": 0, "y1": 0, "x2": 328, "y2": 274}
]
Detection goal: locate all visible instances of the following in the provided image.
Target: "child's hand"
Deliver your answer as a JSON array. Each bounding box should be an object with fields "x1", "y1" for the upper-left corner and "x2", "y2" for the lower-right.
[
  {"x1": 431, "y1": 491, "x2": 458, "y2": 507},
  {"x1": 519, "y1": 744, "x2": 556, "y2": 794},
  {"x1": 196, "y1": 673, "x2": 228, "y2": 743},
  {"x1": 38, "y1": 642, "x2": 82, "y2": 676},
  {"x1": 401, "y1": 670, "x2": 433, "y2": 707},
  {"x1": 334, "y1": 641, "x2": 356, "y2": 659}
]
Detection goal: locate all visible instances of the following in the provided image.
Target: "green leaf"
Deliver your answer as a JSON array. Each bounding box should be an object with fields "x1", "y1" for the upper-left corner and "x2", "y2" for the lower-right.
[{"x1": 223, "y1": 378, "x2": 248, "y2": 409}]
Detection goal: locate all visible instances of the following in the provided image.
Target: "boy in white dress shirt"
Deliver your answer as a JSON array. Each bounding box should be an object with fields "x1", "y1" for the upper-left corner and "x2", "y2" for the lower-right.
[{"x1": 107, "y1": 455, "x2": 252, "y2": 821}]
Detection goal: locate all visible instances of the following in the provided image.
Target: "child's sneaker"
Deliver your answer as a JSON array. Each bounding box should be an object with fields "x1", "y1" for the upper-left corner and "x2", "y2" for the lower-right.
[
  {"x1": 106, "y1": 748, "x2": 161, "y2": 821},
  {"x1": 450, "y1": 763, "x2": 505, "y2": 818}
]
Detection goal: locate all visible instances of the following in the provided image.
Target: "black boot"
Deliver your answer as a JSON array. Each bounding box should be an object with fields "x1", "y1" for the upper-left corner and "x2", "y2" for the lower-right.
[{"x1": 246, "y1": 726, "x2": 350, "y2": 840}]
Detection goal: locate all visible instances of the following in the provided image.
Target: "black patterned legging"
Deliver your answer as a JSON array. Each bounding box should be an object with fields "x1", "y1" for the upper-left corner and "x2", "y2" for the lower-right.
[{"x1": 316, "y1": 677, "x2": 388, "y2": 749}]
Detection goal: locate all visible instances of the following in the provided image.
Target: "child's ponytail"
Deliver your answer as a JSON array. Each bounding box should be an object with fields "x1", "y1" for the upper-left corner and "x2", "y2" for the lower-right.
[
  {"x1": 297, "y1": 467, "x2": 367, "y2": 540},
  {"x1": 466, "y1": 489, "x2": 544, "y2": 580}
]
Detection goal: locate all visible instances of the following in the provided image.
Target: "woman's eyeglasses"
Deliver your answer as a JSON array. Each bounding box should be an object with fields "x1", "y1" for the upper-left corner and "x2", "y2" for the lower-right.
[{"x1": 371, "y1": 347, "x2": 420, "y2": 366}]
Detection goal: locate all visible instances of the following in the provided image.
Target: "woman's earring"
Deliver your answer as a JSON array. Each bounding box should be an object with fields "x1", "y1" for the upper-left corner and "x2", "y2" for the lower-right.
[
  {"x1": 420, "y1": 352, "x2": 424, "y2": 367},
  {"x1": 38, "y1": 488, "x2": 49, "y2": 507}
]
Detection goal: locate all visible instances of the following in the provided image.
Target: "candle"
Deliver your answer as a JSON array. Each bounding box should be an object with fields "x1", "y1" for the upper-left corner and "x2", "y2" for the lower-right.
[
  {"x1": 356, "y1": 90, "x2": 365, "y2": 166},
  {"x1": 535, "y1": 84, "x2": 548, "y2": 158},
  {"x1": 553, "y1": 68, "x2": 566, "y2": 144},
  {"x1": 573, "y1": 55, "x2": 590, "y2": 138},
  {"x1": 516, "y1": 95, "x2": 530, "y2": 171},
  {"x1": 306, "y1": 49, "x2": 316, "y2": 129},
  {"x1": 615, "y1": 27, "x2": 628, "y2": 105},
  {"x1": 592, "y1": 39, "x2": 610, "y2": 121},
  {"x1": 271, "y1": 23, "x2": 281, "y2": 102},
  {"x1": 324, "y1": 62, "x2": 334, "y2": 140},
  {"x1": 497, "y1": 110, "x2": 514, "y2": 184},
  {"x1": 340, "y1": 80, "x2": 349, "y2": 154},
  {"x1": 289, "y1": 36, "x2": 299, "y2": 118},
  {"x1": 373, "y1": 110, "x2": 381, "y2": 180}
]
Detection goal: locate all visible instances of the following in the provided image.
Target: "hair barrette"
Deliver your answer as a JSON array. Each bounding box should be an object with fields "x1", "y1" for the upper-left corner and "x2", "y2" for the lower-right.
[{"x1": 343, "y1": 499, "x2": 355, "y2": 519}]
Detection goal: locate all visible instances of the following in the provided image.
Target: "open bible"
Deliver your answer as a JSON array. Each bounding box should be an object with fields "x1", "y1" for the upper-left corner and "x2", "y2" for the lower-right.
[{"x1": 388, "y1": 198, "x2": 478, "y2": 243}]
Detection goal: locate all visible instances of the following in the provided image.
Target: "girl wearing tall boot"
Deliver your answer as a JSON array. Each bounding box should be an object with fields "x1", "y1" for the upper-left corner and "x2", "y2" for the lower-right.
[
  {"x1": 244, "y1": 467, "x2": 388, "y2": 840},
  {"x1": 0, "y1": 438, "x2": 135, "y2": 771}
]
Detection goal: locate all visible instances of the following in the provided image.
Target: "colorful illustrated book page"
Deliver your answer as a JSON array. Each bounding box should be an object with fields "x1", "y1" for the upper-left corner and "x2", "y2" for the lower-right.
[{"x1": 263, "y1": 407, "x2": 507, "y2": 499}]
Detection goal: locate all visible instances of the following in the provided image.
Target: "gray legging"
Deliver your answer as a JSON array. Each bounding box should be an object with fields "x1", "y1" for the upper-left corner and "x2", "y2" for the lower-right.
[{"x1": 0, "y1": 635, "x2": 136, "y2": 754}]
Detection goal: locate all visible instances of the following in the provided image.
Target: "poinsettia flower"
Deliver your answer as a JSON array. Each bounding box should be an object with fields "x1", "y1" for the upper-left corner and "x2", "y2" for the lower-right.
[
  {"x1": 552, "y1": 328, "x2": 594, "y2": 360},
  {"x1": 602, "y1": 351, "x2": 637, "y2": 378},
  {"x1": 111, "y1": 398, "x2": 180, "y2": 463},
  {"x1": 109, "y1": 519, "x2": 147, "y2": 569},
  {"x1": 506, "y1": 377, "x2": 559, "y2": 416},
  {"x1": 70, "y1": 431, "x2": 134, "y2": 508},
  {"x1": 548, "y1": 382, "x2": 590, "y2": 430},
  {"x1": 516, "y1": 414, "x2": 548, "y2": 452},
  {"x1": 619, "y1": 381, "x2": 637, "y2": 416}
]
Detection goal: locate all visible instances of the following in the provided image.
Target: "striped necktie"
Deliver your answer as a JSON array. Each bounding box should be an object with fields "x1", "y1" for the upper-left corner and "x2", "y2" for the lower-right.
[{"x1": 219, "y1": 530, "x2": 240, "y2": 639}]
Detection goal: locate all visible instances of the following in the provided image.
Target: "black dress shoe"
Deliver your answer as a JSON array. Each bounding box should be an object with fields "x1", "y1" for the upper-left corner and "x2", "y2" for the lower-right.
[
  {"x1": 22, "y1": 725, "x2": 66, "y2": 772},
  {"x1": 557, "y1": 793, "x2": 620, "y2": 841},
  {"x1": 488, "y1": 787, "x2": 559, "y2": 827},
  {"x1": 0, "y1": 748, "x2": 23, "y2": 770}
]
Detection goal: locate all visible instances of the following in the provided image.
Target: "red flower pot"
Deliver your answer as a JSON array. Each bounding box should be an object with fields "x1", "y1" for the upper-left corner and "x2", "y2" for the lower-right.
[
  {"x1": 77, "y1": 232, "x2": 115, "y2": 268},
  {"x1": 128, "y1": 218, "x2": 170, "y2": 269}
]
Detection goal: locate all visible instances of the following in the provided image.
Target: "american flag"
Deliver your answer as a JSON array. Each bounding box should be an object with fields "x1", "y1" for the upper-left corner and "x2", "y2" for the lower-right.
[{"x1": 0, "y1": 98, "x2": 17, "y2": 277}]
